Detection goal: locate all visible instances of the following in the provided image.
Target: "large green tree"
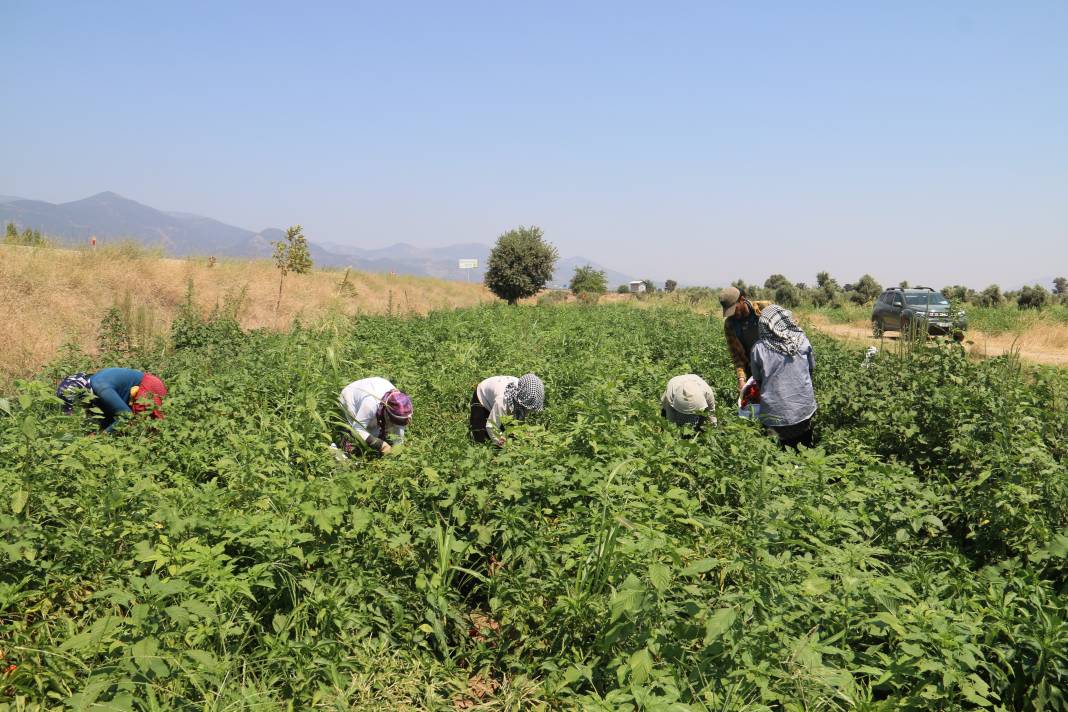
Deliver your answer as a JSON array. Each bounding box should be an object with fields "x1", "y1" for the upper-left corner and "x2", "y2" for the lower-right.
[{"x1": 484, "y1": 226, "x2": 558, "y2": 305}]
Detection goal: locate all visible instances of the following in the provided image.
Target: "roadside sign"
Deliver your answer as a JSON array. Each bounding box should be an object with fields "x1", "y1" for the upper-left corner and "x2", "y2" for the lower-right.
[{"x1": 458, "y1": 259, "x2": 478, "y2": 269}]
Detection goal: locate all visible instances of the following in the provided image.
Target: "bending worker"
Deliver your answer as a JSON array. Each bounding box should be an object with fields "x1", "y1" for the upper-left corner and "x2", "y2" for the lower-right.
[
  {"x1": 56, "y1": 367, "x2": 167, "y2": 433},
  {"x1": 661, "y1": 374, "x2": 717, "y2": 432},
  {"x1": 750, "y1": 305, "x2": 817, "y2": 449},
  {"x1": 339, "y1": 377, "x2": 413, "y2": 455},
  {"x1": 719, "y1": 287, "x2": 772, "y2": 395},
  {"x1": 470, "y1": 373, "x2": 545, "y2": 446}
]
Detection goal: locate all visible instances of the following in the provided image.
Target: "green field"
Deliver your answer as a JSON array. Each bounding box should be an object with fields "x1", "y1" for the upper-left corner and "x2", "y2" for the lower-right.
[{"x1": 2, "y1": 304, "x2": 1068, "y2": 709}]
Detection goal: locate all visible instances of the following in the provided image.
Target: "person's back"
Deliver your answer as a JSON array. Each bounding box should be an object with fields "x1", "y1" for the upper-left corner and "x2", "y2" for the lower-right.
[
  {"x1": 749, "y1": 305, "x2": 817, "y2": 448},
  {"x1": 750, "y1": 337, "x2": 815, "y2": 427}
]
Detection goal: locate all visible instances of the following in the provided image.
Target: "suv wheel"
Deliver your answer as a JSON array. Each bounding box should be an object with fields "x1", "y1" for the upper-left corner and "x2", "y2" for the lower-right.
[{"x1": 872, "y1": 320, "x2": 883, "y2": 337}]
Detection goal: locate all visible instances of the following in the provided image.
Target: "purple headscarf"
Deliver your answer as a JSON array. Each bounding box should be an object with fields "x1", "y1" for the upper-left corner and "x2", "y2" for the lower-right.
[{"x1": 377, "y1": 389, "x2": 413, "y2": 433}]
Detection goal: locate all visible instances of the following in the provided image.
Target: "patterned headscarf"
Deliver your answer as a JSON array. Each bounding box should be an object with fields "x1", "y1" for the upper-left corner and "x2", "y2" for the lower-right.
[
  {"x1": 758, "y1": 305, "x2": 808, "y2": 356},
  {"x1": 377, "y1": 389, "x2": 413, "y2": 432},
  {"x1": 56, "y1": 372, "x2": 92, "y2": 414},
  {"x1": 505, "y1": 373, "x2": 545, "y2": 419}
]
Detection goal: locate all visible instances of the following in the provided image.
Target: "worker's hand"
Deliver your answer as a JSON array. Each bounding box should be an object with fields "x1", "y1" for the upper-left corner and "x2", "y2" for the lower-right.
[
  {"x1": 380, "y1": 442, "x2": 393, "y2": 455},
  {"x1": 493, "y1": 436, "x2": 506, "y2": 448}
]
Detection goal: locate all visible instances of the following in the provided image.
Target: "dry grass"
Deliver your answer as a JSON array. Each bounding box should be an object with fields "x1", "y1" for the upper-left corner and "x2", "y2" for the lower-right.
[
  {"x1": 0, "y1": 243, "x2": 495, "y2": 387},
  {"x1": 800, "y1": 312, "x2": 1068, "y2": 367}
]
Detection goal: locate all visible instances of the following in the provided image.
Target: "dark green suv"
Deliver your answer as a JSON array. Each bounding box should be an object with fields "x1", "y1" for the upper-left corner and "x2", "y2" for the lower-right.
[{"x1": 871, "y1": 287, "x2": 967, "y2": 337}]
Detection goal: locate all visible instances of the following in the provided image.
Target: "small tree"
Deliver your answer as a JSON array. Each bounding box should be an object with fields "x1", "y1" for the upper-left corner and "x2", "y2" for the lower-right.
[
  {"x1": 616, "y1": 284, "x2": 630, "y2": 294},
  {"x1": 764, "y1": 274, "x2": 790, "y2": 292},
  {"x1": 642, "y1": 279, "x2": 656, "y2": 294},
  {"x1": 1017, "y1": 284, "x2": 1049, "y2": 310},
  {"x1": 852, "y1": 274, "x2": 882, "y2": 304},
  {"x1": 774, "y1": 283, "x2": 800, "y2": 308},
  {"x1": 4, "y1": 222, "x2": 17, "y2": 242},
  {"x1": 484, "y1": 226, "x2": 558, "y2": 305},
  {"x1": 664, "y1": 279, "x2": 677, "y2": 293},
  {"x1": 977, "y1": 284, "x2": 1003, "y2": 307},
  {"x1": 899, "y1": 280, "x2": 909, "y2": 289},
  {"x1": 569, "y1": 265, "x2": 607, "y2": 295},
  {"x1": 1053, "y1": 277, "x2": 1067, "y2": 295},
  {"x1": 273, "y1": 225, "x2": 313, "y2": 313}
]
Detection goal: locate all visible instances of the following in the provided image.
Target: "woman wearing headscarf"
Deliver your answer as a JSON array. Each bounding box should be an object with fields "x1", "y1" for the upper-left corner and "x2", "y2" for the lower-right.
[
  {"x1": 338, "y1": 377, "x2": 413, "y2": 455},
  {"x1": 660, "y1": 374, "x2": 717, "y2": 433},
  {"x1": 470, "y1": 373, "x2": 545, "y2": 446},
  {"x1": 749, "y1": 305, "x2": 817, "y2": 449},
  {"x1": 56, "y1": 367, "x2": 167, "y2": 433}
]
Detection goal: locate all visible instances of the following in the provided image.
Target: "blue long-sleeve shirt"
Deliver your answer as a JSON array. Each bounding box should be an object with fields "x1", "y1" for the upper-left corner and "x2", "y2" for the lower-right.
[{"x1": 90, "y1": 368, "x2": 144, "y2": 432}]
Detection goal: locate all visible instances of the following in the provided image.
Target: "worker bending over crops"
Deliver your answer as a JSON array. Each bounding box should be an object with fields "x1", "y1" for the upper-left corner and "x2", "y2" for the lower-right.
[
  {"x1": 470, "y1": 373, "x2": 545, "y2": 446},
  {"x1": 338, "y1": 377, "x2": 413, "y2": 455},
  {"x1": 719, "y1": 287, "x2": 772, "y2": 395},
  {"x1": 56, "y1": 367, "x2": 167, "y2": 433},
  {"x1": 660, "y1": 374, "x2": 717, "y2": 432},
  {"x1": 750, "y1": 305, "x2": 817, "y2": 449}
]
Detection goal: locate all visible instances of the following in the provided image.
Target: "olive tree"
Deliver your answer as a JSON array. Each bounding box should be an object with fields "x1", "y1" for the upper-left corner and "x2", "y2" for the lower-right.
[{"x1": 484, "y1": 226, "x2": 559, "y2": 305}]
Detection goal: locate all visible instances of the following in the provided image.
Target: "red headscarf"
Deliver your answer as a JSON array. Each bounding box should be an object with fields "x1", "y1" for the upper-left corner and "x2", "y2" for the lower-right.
[{"x1": 132, "y1": 373, "x2": 167, "y2": 419}]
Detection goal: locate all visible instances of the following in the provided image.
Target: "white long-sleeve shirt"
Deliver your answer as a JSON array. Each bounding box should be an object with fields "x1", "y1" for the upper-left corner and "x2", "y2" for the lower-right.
[
  {"x1": 476, "y1": 375, "x2": 518, "y2": 440},
  {"x1": 339, "y1": 377, "x2": 406, "y2": 449}
]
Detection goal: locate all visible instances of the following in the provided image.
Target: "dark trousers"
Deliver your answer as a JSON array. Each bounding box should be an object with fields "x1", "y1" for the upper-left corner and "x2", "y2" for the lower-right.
[
  {"x1": 469, "y1": 388, "x2": 492, "y2": 443},
  {"x1": 770, "y1": 417, "x2": 814, "y2": 450}
]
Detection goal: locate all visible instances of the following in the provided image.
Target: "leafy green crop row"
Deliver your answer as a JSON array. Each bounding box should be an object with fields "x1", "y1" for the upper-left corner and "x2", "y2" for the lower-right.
[{"x1": 2, "y1": 304, "x2": 1067, "y2": 710}]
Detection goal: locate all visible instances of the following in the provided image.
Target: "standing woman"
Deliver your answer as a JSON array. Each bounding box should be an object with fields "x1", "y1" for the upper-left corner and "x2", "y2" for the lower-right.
[
  {"x1": 470, "y1": 373, "x2": 545, "y2": 446},
  {"x1": 749, "y1": 305, "x2": 817, "y2": 449},
  {"x1": 56, "y1": 367, "x2": 167, "y2": 433},
  {"x1": 719, "y1": 287, "x2": 773, "y2": 395},
  {"x1": 338, "y1": 377, "x2": 412, "y2": 455}
]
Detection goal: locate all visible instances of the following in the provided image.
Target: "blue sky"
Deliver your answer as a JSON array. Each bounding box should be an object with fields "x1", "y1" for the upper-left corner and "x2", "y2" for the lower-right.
[{"x1": 4, "y1": 1, "x2": 1066, "y2": 287}]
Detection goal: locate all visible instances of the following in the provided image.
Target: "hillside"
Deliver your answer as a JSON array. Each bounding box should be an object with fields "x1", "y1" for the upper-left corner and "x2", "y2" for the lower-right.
[
  {"x1": 0, "y1": 191, "x2": 636, "y2": 285},
  {"x1": 0, "y1": 243, "x2": 494, "y2": 389}
]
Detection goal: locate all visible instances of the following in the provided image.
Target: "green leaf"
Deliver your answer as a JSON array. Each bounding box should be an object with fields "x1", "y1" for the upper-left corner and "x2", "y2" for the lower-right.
[
  {"x1": 681, "y1": 558, "x2": 716, "y2": 576},
  {"x1": 11, "y1": 489, "x2": 28, "y2": 514},
  {"x1": 703, "y1": 607, "x2": 737, "y2": 645},
  {"x1": 629, "y1": 647, "x2": 653, "y2": 685},
  {"x1": 801, "y1": 576, "x2": 831, "y2": 596},
  {"x1": 648, "y1": 562, "x2": 672, "y2": 593}
]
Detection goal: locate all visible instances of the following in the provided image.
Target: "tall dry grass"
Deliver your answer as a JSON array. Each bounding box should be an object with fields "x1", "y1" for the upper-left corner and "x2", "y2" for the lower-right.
[{"x1": 0, "y1": 243, "x2": 495, "y2": 387}]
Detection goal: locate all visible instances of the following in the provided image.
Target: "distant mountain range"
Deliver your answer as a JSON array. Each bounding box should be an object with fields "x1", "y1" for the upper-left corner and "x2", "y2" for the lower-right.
[{"x1": 0, "y1": 192, "x2": 635, "y2": 287}]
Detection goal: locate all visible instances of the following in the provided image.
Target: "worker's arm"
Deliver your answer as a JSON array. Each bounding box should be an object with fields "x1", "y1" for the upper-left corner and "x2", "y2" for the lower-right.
[
  {"x1": 723, "y1": 320, "x2": 748, "y2": 389},
  {"x1": 485, "y1": 400, "x2": 506, "y2": 445},
  {"x1": 750, "y1": 346, "x2": 765, "y2": 388},
  {"x1": 95, "y1": 386, "x2": 132, "y2": 433}
]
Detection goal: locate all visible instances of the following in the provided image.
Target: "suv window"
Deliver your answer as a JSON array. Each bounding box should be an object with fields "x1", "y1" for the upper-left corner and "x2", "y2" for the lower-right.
[
  {"x1": 905, "y1": 293, "x2": 949, "y2": 306},
  {"x1": 892, "y1": 294, "x2": 904, "y2": 307}
]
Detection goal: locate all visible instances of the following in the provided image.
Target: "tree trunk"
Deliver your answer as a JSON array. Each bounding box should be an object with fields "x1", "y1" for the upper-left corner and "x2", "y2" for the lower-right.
[{"x1": 275, "y1": 271, "x2": 286, "y2": 314}]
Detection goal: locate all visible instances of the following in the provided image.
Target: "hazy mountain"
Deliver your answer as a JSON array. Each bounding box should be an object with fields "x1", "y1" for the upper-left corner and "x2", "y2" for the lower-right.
[
  {"x1": 0, "y1": 195, "x2": 23, "y2": 204},
  {"x1": 0, "y1": 191, "x2": 635, "y2": 284}
]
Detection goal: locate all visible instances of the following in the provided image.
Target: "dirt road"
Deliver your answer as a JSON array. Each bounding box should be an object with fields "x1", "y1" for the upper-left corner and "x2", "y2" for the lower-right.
[{"x1": 804, "y1": 316, "x2": 1068, "y2": 367}]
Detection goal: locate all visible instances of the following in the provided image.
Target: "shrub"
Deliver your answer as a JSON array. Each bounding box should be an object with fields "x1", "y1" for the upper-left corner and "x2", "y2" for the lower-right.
[{"x1": 569, "y1": 265, "x2": 607, "y2": 295}]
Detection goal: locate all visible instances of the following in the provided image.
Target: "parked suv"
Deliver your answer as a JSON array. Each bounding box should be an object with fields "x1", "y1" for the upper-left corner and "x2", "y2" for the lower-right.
[{"x1": 871, "y1": 287, "x2": 967, "y2": 337}]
